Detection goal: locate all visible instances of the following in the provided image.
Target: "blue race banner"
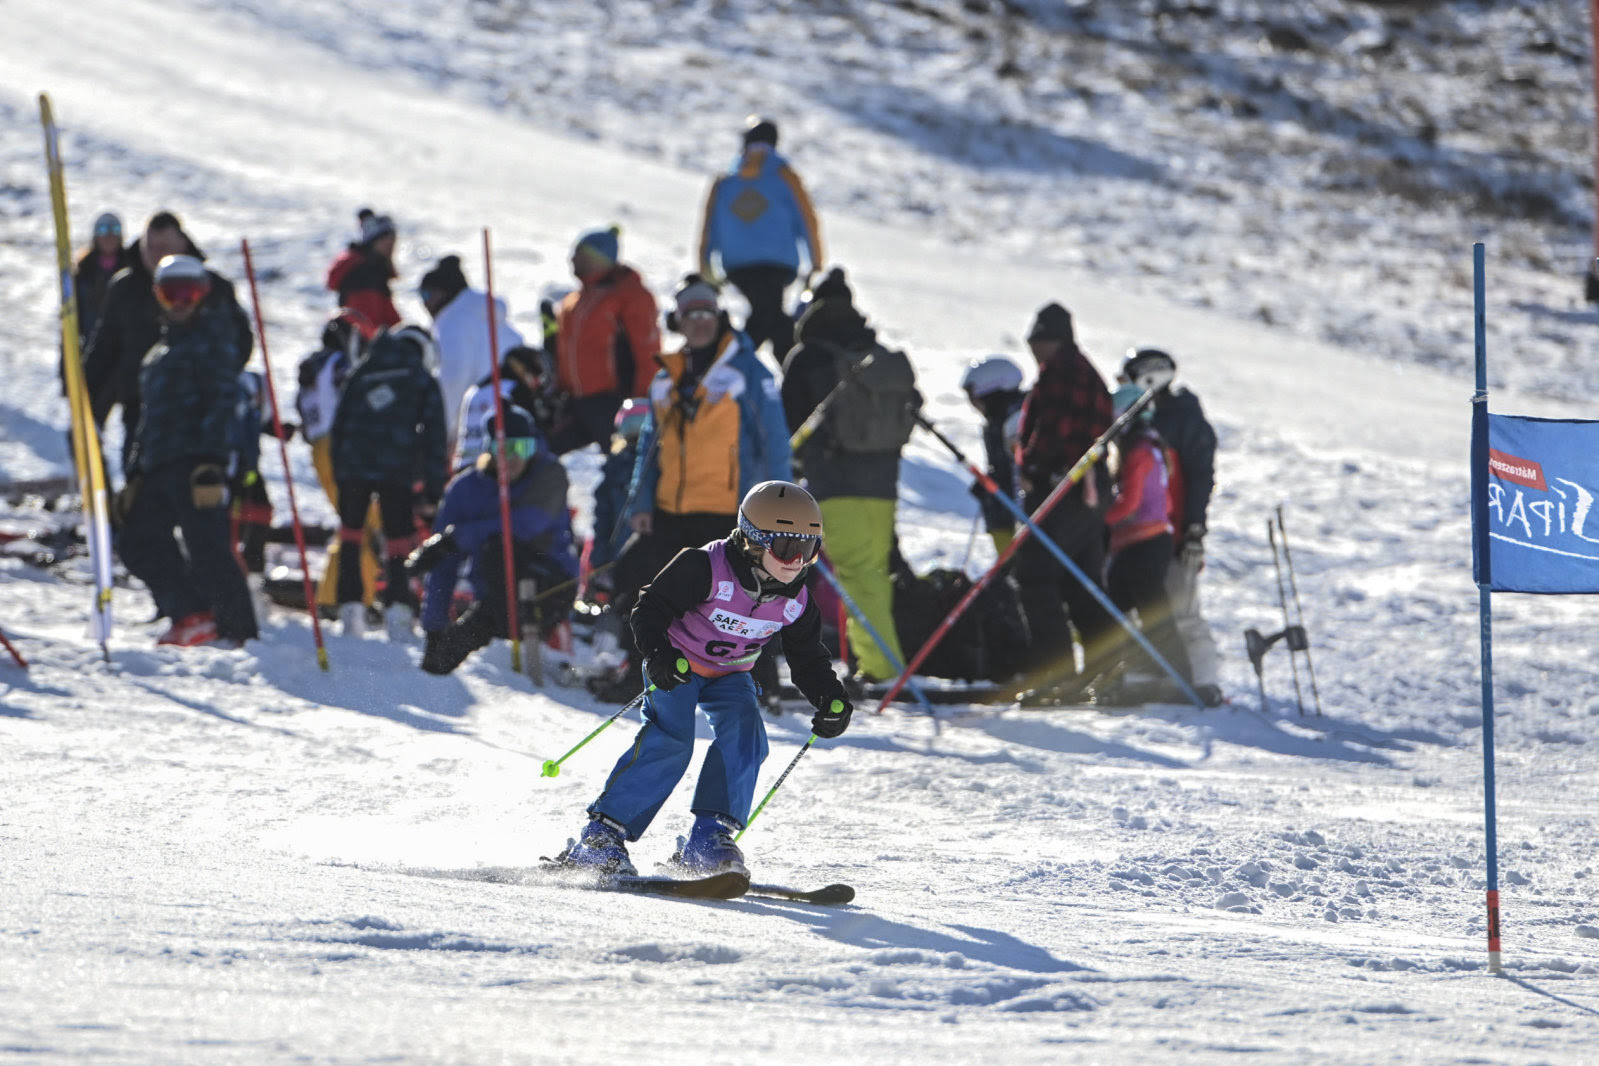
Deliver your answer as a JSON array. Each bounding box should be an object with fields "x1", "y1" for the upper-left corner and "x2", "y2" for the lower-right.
[{"x1": 1473, "y1": 414, "x2": 1599, "y2": 593}]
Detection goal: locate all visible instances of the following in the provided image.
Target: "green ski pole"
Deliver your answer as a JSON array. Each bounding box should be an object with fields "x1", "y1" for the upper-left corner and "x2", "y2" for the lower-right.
[
  {"x1": 734, "y1": 698, "x2": 847, "y2": 841},
  {"x1": 538, "y1": 662, "x2": 680, "y2": 777}
]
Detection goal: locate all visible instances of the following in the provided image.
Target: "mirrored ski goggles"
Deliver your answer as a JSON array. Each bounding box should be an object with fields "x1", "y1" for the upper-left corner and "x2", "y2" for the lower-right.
[
  {"x1": 740, "y1": 517, "x2": 821, "y2": 563},
  {"x1": 154, "y1": 278, "x2": 210, "y2": 311},
  {"x1": 488, "y1": 436, "x2": 540, "y2": 460}
]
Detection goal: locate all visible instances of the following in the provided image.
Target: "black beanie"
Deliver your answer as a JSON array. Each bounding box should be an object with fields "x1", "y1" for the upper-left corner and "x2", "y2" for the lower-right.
[
  {"x1": 743, "y1": 116, "x2": 778, "y2": 148},
  {"x1": 420, "y1": 255, "x2": 469, "y2": 301},
  {"x1": 1027, "y1": 302, "x2": 1075, "y2": 344},
  {"x1": 811, "y1": 266, "x2": 852, "y2": 305}
]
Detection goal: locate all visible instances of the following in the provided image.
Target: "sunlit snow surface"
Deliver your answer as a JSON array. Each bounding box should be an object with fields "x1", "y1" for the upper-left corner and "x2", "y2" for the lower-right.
[{"x1": 2, "y1": 1, "x2": 1597, "y2": 1063}]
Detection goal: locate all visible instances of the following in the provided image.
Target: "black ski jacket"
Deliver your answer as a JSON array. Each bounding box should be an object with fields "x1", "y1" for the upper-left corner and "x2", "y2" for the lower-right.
[{"x1": 1150, "y1": 386, "x2": 1217, "y2": 532}]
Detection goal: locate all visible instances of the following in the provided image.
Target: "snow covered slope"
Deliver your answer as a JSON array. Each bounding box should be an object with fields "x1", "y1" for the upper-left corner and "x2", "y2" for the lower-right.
[{"x1": 2, "y1": 1, "x2": 1597, "y2": 1063}]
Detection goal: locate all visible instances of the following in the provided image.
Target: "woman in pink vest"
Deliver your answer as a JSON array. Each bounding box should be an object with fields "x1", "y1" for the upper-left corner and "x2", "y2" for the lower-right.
[
  {"x1": 1099, "y1": 385, "x2": 1194, "y2": 704},
  {"x1": 560, "y1": 481, "x2": 851, "y2": 878}
]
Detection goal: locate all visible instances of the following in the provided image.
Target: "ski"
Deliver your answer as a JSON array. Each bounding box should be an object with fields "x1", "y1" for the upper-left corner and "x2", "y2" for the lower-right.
[
  {"x1": 746, "y1": 881, "x2": 854, "y2": 905},
  {"x1": 610, "y1": 870, "x2": 751, "y2": 900},
  {"x1": 538, "y1": 857, "x2": 750, "y2": 900}
]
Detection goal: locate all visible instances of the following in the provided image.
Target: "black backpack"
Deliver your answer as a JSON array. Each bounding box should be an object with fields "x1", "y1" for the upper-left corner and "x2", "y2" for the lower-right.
[
  {"x1": 823, "y1": 341, "x2": 922, "y2": 454},
  {"x1": 891, "y1": 564, "x2": 1030, "y2": 683}
]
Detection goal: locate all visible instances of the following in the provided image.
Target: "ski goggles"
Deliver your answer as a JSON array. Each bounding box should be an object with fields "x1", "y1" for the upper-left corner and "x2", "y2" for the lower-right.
[
  {"x1": 739, "y1": 515, "x2": 821, "y2": 563},
  {"x1": 486, "y1": 436, "x2": 540, "y2": 460},
  {"x1": 154, "y1": 278, "x2": 210, "y2": 312}
]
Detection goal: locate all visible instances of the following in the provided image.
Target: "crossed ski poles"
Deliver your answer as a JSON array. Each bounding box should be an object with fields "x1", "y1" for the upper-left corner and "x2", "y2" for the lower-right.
[
  {"x1": 877, "y1": 391, "x2": 1205, "y2": 713},
  {"x1": 1246, "y1": 507, "x2": 1322, "y2": 716}
]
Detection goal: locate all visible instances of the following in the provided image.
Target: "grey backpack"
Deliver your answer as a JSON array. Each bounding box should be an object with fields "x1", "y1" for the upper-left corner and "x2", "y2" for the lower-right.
[{"x1": 823, "y1": 341, "x2": 922, "y2": 454}]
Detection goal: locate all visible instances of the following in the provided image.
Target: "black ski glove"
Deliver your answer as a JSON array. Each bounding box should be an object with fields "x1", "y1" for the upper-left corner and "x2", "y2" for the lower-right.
[
  {"x1": 644, "y1": 646, "x2": 692, "y2": 691},
  {"x1": 406, "y1": 527, "x2": 458, "y2": 576},
  {"x1": 811, "y1": 696, "x2": 853, "y2": 740},
  {"x1": 112, "y1": 474, "x2": 143, "y2": 527}
]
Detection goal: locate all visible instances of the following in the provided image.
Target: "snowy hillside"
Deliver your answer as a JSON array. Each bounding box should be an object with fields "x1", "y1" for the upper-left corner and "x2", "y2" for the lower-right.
[{"x1": 3, "y1": 0, "x2": 1599, "y2": 1063}]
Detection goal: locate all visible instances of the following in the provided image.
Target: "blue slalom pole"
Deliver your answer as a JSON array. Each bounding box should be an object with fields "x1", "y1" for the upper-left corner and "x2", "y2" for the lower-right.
[
  {"x1": 914, "y1": 406, "x2": 1205, "y2": 710},
  {"x1": 812, "y1": 559, "x2": 938, "y2": 718},
  {"x1": 1469, "y1": 241, "x2": 1503, "y2": 974}
]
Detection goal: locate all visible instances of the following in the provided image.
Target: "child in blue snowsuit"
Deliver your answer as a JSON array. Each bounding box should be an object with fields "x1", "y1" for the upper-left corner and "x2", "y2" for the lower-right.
[
  {"x1": 408, "y1": 405, "x2": 579, "y2": 675},
  {"x1": 562, "y1": 480, "x2": 851, "y2": 878}
]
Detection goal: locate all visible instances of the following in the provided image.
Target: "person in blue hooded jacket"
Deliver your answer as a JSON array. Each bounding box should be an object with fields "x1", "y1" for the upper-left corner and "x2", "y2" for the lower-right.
[
  {"x1": 697, "y1": 116, "x2": 823, "y2": 362},
  {"x1": 407, "y1": 405, "x2": 579, "y2": 675}
]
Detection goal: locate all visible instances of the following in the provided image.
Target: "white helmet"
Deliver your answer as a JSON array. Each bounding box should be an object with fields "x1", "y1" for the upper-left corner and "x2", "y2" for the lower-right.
[
  {"x1": 959, "y1": 355, "x2": 1024, "y2": 400},
  {"x1": 1120, "y1": 347, "x2": 1177, "y2": 392}
]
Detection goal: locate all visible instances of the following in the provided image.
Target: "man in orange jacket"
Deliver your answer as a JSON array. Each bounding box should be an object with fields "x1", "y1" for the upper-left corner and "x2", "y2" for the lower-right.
[{"x1": 549, "y1": 226, "x2": 660, "y2": 455}]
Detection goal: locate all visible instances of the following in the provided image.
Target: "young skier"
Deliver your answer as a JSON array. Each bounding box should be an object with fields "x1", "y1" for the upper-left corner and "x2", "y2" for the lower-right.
[
  {"x1": 1096, "y1": 383, "x2": 1193, "y2": 704},
  {"x1": 560, "y1": 480, "x2": 852, "y2": 878},
  {"x1": 958, "y1": 354, "x2": 1027, "y2": 556},
  {"x1": 1118, "y1": 346, "x2": 1223, "y2": 706}
]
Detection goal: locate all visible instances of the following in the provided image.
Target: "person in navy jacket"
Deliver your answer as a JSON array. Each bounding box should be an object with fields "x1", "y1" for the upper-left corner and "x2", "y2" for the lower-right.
[{"x1": 408, "y1": 406, "x2": 579, "y2": 675}]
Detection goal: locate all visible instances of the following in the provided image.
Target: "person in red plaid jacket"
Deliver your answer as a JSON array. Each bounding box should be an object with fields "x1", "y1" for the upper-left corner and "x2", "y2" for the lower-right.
[{"x1": 1011, "y1": 302, "x2": 1116, "y2": 694}]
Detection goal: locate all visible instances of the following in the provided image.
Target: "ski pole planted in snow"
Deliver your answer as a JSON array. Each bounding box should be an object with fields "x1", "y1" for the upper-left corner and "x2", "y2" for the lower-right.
[
  {"x1": 241, "y1": 238, "x2": 329, "y2": 671},
  {"x1": 538, "y1": 677, "x2": 666, "y2": 778},
  {"x1": 1267, "y1": 517, "x2": 1306, "y2": 715},
  {"x1": 1275, "y1": 506, "x2": 1323, "y2": 716}
]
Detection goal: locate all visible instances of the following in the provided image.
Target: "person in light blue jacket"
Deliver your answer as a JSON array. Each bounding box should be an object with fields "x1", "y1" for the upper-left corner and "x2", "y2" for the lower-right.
[{"x1": 697, "y1": 116, "x2": 824, "y2": 362}]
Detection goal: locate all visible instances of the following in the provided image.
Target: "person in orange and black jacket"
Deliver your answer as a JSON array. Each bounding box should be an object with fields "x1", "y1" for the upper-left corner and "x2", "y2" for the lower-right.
[
  {"x1": 83, "y1": 210, "x2": 253, "y2": 477},
  {"x1": 1011, "y1": 301, "x2": 1116, "y2": 693},
  {"x1": 584, "y1": 276, "x2": 791, "y2": 703},
  {"x1": 325, "y1": 208, "x2": 402, "y2": 336},
  {"x1": 547, "y1": 226, "x2": 660, "y2": 456}
]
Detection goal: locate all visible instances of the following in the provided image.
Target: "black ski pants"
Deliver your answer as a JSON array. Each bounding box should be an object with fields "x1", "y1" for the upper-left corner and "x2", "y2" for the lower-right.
[
  {"x1": 1013, "y1": 489, "x2": 1114, "y2": 685},
  {"x1": 335, "y1": 479, "x2": 415, "y2": 608},
  {"x1": 119, "y1": 457, "x2": 258, "y2": 641},
  {"x1": 727, "y1": 264, "x2": 798, "y2": 362},
  {"x1": 1106, "y1": 533, "x2": 1192, "y2": 685}
]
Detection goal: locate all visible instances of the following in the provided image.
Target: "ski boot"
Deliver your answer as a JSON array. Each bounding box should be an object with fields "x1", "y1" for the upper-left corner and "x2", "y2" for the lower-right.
[
  {"x1": 562, "y1": 816, "x2": 636, "y2": 876},
  {"x1": 674, "y1": 814, "x2": 747, "y2": 876},
  {"x1": 338, "y1": 601, "x2": 366, "y2": 638},
  {"x1": 383, "y1": 602, "x2": 416, "y2": 641}
]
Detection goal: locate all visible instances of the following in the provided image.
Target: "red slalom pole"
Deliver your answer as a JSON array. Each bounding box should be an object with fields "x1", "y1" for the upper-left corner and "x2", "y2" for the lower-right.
[
  {"x1": 0, "y1": 625, "x2": 27, "y2": 669},
  {"x1": 481, "y1": 228, "x2": 522, "y2": 673},
  {"x1": 240, "y1": 239, "x2": 329, "y2": 671}
]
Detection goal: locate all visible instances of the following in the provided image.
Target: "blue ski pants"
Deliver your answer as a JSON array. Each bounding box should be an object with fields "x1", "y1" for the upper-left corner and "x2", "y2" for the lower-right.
[{"x1": 589, "y1": 670, "x2": 770, "y2": 840}]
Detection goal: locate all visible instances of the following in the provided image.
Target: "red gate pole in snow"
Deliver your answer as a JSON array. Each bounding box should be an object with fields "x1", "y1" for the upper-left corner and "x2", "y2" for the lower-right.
[
  {"x1": 241, "y1": 239, "x2": 329, "y2": 671},
  {"x1": 0, "y1": 626, "x2": 27, "y2": 669}
]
